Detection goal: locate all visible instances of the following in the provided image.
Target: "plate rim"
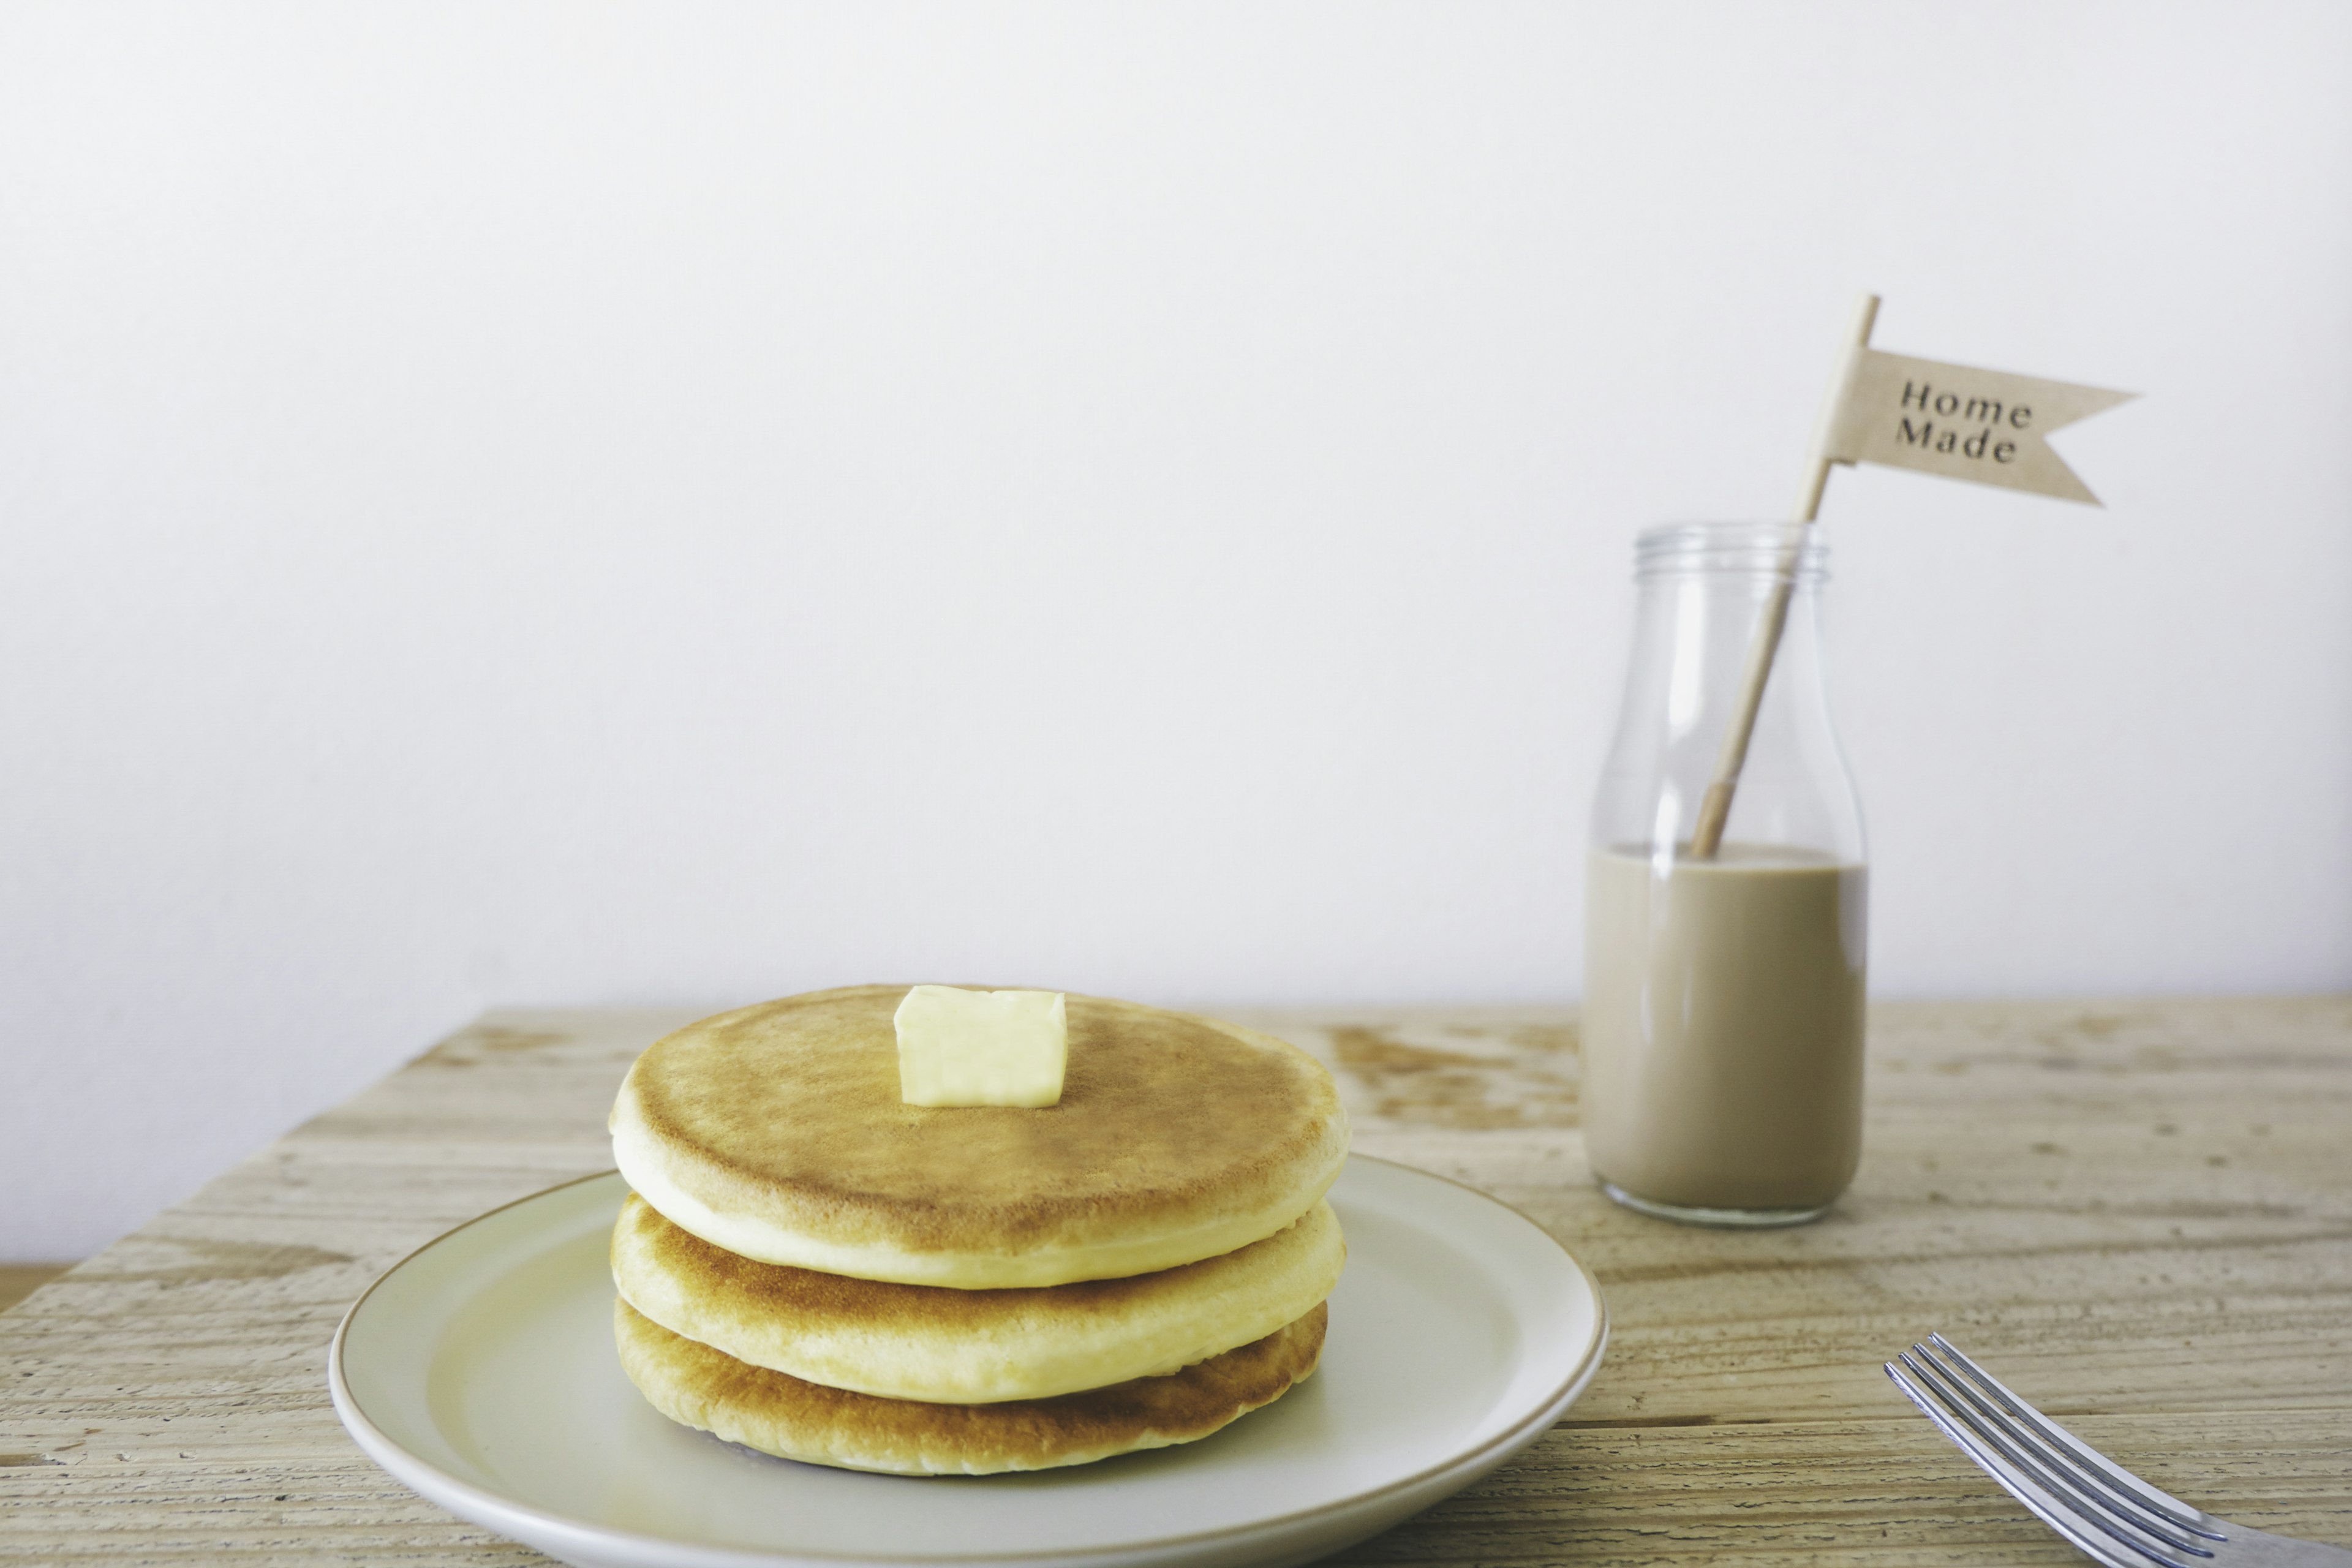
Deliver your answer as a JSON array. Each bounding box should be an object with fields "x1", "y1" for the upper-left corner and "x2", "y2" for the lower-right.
[{"x1": 329, "y1": 1153, "x2": 1610, "y2": 1567}]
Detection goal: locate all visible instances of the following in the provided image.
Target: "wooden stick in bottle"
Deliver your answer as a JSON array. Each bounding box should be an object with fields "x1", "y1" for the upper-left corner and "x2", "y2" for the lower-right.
[{"x1": 1684, "y1": 292, "x2": 1879, "y2": 859}]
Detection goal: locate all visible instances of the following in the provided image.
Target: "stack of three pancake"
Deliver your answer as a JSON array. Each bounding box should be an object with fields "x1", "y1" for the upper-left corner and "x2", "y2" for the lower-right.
[{"x1": 608, "y1": 986, "x2": 1351, "y2": 1476}]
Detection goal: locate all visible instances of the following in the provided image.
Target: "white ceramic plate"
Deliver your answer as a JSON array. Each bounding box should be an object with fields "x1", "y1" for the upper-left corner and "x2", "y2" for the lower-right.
[{"x1": 331, "y1": 1155, "x2": 1607, "y2": 1568}]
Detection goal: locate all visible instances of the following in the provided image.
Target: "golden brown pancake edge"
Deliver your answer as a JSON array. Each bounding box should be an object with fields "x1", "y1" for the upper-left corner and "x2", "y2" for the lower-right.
[
  {"x1": 611, "y1": 1191, "x2": 1345, "y2": 1402},
  {"x1": 614, "y1": 1295, "x2": 1328, "y2": 1476},
  {"x1": 611, "y1": 985, "x2": 1351, "y2": 1284}
]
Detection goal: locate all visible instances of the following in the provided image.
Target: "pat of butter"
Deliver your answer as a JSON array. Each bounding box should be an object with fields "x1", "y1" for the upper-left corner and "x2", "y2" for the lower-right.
[{"x1": 894, "y1": 986, "x2": 1068, "y2": 1107}]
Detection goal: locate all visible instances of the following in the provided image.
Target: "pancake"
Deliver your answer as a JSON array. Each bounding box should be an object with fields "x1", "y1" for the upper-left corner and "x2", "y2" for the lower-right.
[
  {"x1": 614, "y1": 1296, "x2": 1327, "y2": 1476},
  {"x1": 611, "y1": 986, "x2": 1349, "y2": 1287},
  {"x1": 612, "y1": 1191, "x2": 1344, "y2": 1403}
]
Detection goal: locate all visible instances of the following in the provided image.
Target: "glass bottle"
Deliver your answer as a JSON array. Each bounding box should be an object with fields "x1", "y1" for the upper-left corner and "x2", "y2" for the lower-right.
[{"x1": 1583, "y1": 522, "x2": 1867, "y2": 1226}]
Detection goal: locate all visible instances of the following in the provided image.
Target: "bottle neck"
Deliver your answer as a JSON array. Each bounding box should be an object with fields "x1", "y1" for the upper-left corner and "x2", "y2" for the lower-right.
[
  {"x1": 1634, "y1": 522, "x2": 1827, "y2": 587},
  {"x1": 1594, "y1": 526, "x2": 1861, "y2": 862}
]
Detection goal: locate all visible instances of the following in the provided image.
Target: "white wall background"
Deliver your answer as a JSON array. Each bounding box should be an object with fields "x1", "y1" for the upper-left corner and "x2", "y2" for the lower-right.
[{"x1": 4, "y1": 1, "x2": 2348, "y2": 1260}]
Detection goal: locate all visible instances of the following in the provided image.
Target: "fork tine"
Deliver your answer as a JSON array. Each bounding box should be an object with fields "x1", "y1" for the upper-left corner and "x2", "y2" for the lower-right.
[
  {"x1": 1927, "y1": 1335, "x2": 2222, "y2": 1541},
  {"x1": 1888, "y1": 1360, "x2": 2165, "y2": 1568},
  {"x1": 1893, "y1": 1353, "x2": 2201, "y2": 1568},
  {"x1": 1902, "y1": 1348, "x2": 2214, "y2": 1559}
]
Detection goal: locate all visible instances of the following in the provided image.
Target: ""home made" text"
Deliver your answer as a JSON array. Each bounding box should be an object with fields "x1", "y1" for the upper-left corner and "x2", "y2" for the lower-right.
[{"x1": 1894, "y1": 380, "x2": 2030, "y2": 463}]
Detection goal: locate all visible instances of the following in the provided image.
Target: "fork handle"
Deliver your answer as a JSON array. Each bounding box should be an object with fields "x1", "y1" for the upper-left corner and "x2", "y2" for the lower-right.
[{"x1": 2234, "y1": 1528, "x2": 2352, "y2": 1567}]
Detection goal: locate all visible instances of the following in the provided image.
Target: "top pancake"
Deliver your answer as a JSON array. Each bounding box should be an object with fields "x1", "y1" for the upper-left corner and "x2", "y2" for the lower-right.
[{"x1": 610, "y1": 986, "x2": 1350, "y2": 1287}]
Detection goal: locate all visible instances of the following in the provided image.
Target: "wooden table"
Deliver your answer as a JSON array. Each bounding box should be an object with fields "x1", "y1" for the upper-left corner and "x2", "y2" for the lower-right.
[{"x1": 5, "y1": 998, "x2": 2349, "y2": 1564}]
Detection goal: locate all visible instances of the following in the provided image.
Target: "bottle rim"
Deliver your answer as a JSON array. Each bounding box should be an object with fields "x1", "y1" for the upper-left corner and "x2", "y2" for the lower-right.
[{"x1": 1634, "y1": 522, "x2": 1828, "y2": 582}]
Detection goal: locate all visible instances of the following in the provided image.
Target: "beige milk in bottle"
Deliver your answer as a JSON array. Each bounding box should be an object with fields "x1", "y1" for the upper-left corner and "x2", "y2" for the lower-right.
[{"x1": 1583, "y1": 524, "x2": 1866, "y2": 1225}]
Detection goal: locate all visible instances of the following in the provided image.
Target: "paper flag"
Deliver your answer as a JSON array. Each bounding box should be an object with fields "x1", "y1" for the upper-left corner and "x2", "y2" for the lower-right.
[{"x1": 1822, "y1": 349, "x2": 2135, "y2": 505}]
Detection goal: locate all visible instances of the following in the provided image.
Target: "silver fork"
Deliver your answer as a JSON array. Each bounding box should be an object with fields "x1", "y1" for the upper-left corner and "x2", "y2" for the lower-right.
[{"x1": 1886, "y1": 1335, "x2": 2352, "y2": 1568}]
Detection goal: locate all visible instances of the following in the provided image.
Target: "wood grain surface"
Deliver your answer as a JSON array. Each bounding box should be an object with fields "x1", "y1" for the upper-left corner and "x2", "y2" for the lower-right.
[
  {"x1": 3, "y1": 997, "x2": 2348, "y2": 1564},
  {"x1": 0, "y1": 1268, "x2": 70, "y2": 1316}
]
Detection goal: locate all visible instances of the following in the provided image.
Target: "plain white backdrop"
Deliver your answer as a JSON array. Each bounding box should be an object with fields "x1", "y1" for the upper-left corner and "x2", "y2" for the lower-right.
[{"x1": 4, "y1": 2, "x2": 2348, "y2": 1259}]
